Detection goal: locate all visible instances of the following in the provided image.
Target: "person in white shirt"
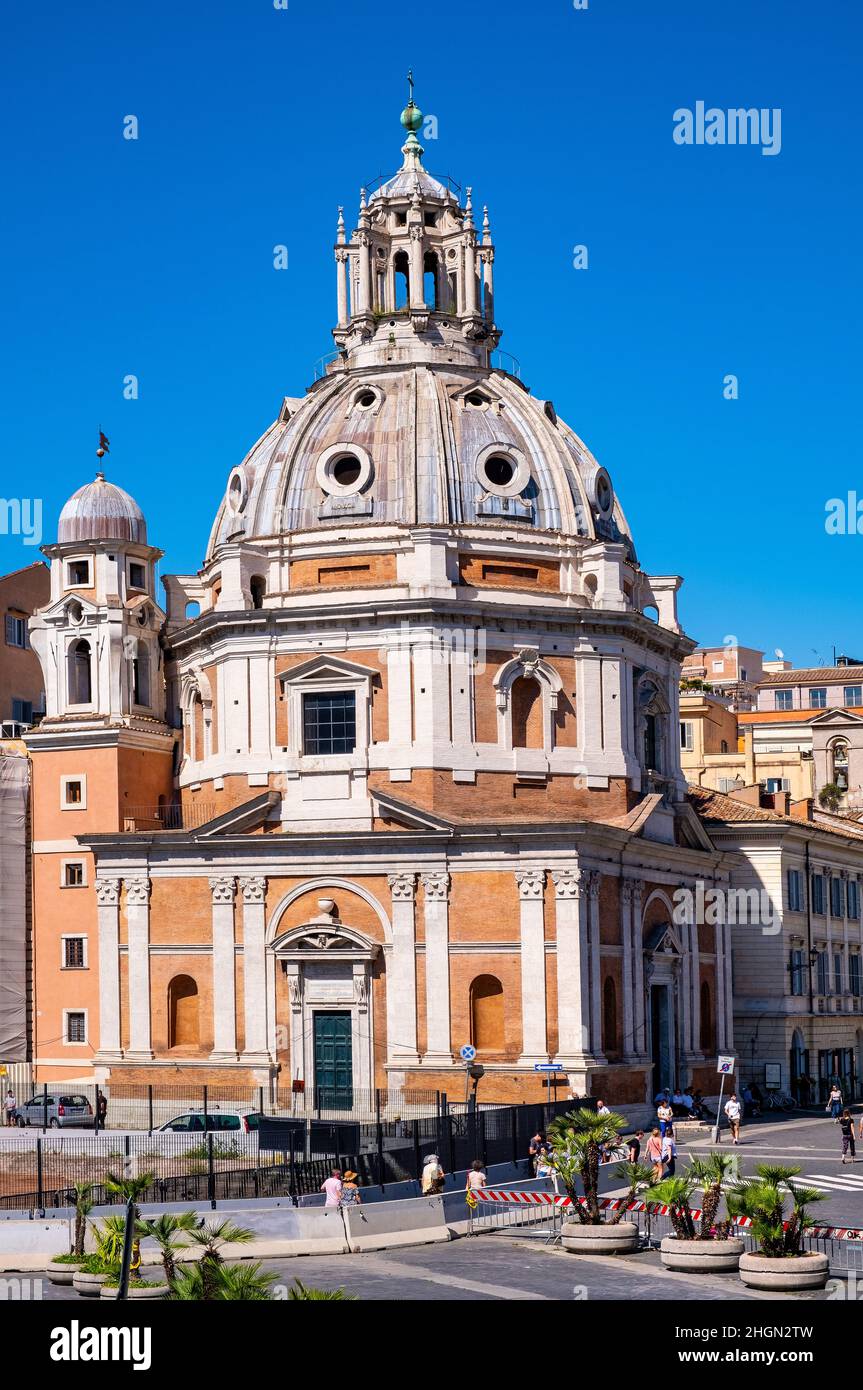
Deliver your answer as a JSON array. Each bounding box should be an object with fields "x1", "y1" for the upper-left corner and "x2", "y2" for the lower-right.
[{"x1": 724, "y1": 1093, "x2": 742, "y2": 1145}]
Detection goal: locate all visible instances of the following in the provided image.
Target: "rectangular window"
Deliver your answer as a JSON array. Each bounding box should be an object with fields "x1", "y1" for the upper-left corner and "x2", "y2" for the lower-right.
[
  {"x1": 62, "y1": 937, "x2": 86, "y2": 968},
  {"x1": 63, "y1": 862, "x2": 84, "y2": 888},
  {"x1": 128, "y1": 562, "x2": 146, "y2": 590},
  {"x1": 481, "y1": 563, "x2": 540, "y2": 583},
  {"x1": 66, "y1": 559, "x2": 91, "y2": 587},
  {"x1": 809, "y1": 688, "x2": 827, "y2": 709},
  {"x1": 302, "y1": 691, "x2": 356, "y2": 756},
  {"x1": 4, "y1": 614, "x2": 27, "y2": 648},
  {"x1": 811, "y1": 873, "x2": 825, "y2": 914},
  {"x1": 65, "y1": 1012, "x2": 86, "y2": 1043},
  {"x1": 712, "y1": 660, "x2": 723, "y2": 672},
  {"x1": 63, "y1": 780, "x2": 83, "y2": 806},
  {"x1": 787, "y1": 869, "x2": 803, "y2": 911},
  {"x1": 764, "y1": 778, "x2": 790, "y2": 794},
  {"x1": 848, "y1": 879, "x2": 860, "y2": 920},
  {"x1": 830, "y1": 876, "x2": 844, "y2": 918},
  {"x1": 834, "y1": 953, "x2": 844, "y2": 995},
  {"x1": 816, "y1": 950, "x2": 829, "y2": 995},
  {"x1": 789, "y1": 948, "x2": 806, "y2": 996},
  {"x1": 774, "y1": 689, "x2": 793, "y2": 710},
  {"x1": 844, "y1": 685, "x2": 862, "y2": 706},
  {"x1": 679, "y1": 720, "x2": 694, "y2": 751},
  {"x1": 851, "y1": 956, "x2": 861, "y2": 997},
  {"x1": 11, "y1": 699, "x2": 32, "y2": 723}
]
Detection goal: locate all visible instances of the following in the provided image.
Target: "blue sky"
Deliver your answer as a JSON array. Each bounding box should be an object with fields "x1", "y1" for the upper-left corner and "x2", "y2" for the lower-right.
[{"x1": 2, "y1": 0, "x2": 860, "y2": 665}]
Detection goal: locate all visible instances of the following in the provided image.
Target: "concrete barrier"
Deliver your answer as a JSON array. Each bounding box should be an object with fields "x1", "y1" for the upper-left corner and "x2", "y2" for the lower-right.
[
  {"x1": 343, "y1": 1195, "x2": 450, "y2": 1253},
  {"x1": 0, "y1": 1218, "x2": 71, "y2": 1261}
]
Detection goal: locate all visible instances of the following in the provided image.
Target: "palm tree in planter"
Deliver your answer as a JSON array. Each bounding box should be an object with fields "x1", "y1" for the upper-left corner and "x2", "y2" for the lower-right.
[
  {"x1": 178, "y1": 1218, "x2": 254, "y2": 1301},
  {"x1": 647, "y1": 1154, "x2": 743, "y2": 1272},
  {"x1": 726, "y1": 1163, "x2": 829, "y2": 1291},
  {"x1": 171, "y1": 1260, "x2": 280, "y2": 1301},
  {"x1": 48, "y1": 1182, "x2": 94, "y2": 1285},
  {"x1": 139, "y1": 1211, "x2": 202, "y2": 1289},
  {"x1": 548, "y1": 1108, "x2": 643, "y2": 1254}
]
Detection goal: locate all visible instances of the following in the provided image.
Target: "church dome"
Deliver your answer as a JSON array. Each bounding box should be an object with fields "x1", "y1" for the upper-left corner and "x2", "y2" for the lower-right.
[{"x1": 58, "y1": 472, "x2": 148, "y2": 545}]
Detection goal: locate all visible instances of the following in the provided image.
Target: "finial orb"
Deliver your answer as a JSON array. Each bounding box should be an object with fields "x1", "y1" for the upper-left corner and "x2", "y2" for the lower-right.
[{"x1": 400, "y1": 100, "x2": 422, "y2": 134}]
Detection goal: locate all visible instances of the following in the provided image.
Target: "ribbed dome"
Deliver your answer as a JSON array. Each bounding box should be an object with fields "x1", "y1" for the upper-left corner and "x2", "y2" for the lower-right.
[{"x1": 58, "y1": 473, "x2": 147, "y2": 545}]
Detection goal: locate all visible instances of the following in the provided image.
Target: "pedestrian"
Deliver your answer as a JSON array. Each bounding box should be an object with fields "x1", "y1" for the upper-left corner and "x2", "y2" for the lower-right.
[
  {"x1": 596, "y1": 1099, "x2": 611, "y2": 1117},
  {"x1": 724, "y1": 1092, "x2": 742, "y2": 1145},
  {"x1": 827, "y1": 1082, "x2": 843, "y2": 1121},
  {"x1": 321, "y1": 1168, "x2": 343, "y2": 1207},
  {"x1": 627, "y1": 1129, "x2": 644, "y2": 1164},
  {"x1": 646, "y1": 1127, "x2": 664, "y2": 1181},
  {"x1": 839, "y1": 1110, "x2": 856, "y2": 1165},
  {"x1": 3, "y1": 1089, "x2": 16, "y2": 1127},
  {"x1": 528, "y1": 1131, "x2": 546, "y2": 1176},
  {"x1": 536, "y1": 1141, "x2": 554, "y2": 1179},
  {"x1": 421, "y1": 1152, "x2": 445, "y2": 1195},
  {"x1": 339, "y1": 1169, "x2": 362, "y2": 1206},
  {"x1": 96, "y1": 1089, "x2": 107, "y2": 1130},
  {"x1": 661, "y1": 1132, "x2": 677, "y2": 1177},
  {"x1": 657, "y1": 1098, "x2": 674, "y2": 1140},
  {"x1": 466, "y1": 1159, "x2": 487, "y2": 1194}
]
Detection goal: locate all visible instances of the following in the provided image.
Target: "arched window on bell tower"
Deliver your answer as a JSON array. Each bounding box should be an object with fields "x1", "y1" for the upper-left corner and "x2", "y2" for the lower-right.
[
  {"x1": 423, "y1": 250, "x2": 439, "y2": 310},
  {"x1": 132, "y1": 641, "x2": 150, "y2": 708},
  {"x1": 67, "y1": 638, "x2": 92, "y2": 706},
  {"x1": 394, "y1": 250, "x2": 409, "y2": 309}
]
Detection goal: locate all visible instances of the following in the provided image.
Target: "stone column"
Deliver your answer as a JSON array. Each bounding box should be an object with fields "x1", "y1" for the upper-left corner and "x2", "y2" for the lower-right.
[
  {"x1": 481, "y1": 248, "x2": 494, "y2": 324},
  {"x1": 239, "y1": 876, "x2": 269, "y2": 1063},
  {"x1": 125, "y1": 876, "x2": 153, "y2": 1060},
  {"x1": 631, "y1": 880, "x2": 647, "y2": 1056},
  {"x1": 689, "y1": 919, "x2": 702, "y2": 1055},
  {"x1": 336, "y1": 247, "x2": 349, "y2": 326},
  {"x1": 357, "y1": 232, "x2": 371, "y2": 314},
  {"x1": 463, "y1": 236, "x2": 477, "y2": 315},
  {"x1": 620, "y1": 880, "x2": 634, "y2": 1060},
  {"x1": 409, "y1": 225, "x2": 425, "y2": 308},
  {"x1": 209, "y1": 877, "x2": 237, "y2": 1060},
  {"x1": 387, "y1": 873, "x2": 419, "y2": 1065},
  {"x1": 95, "y1": 879, "x2": 122, "y2": 1059},
  {"x1": 422, "y1": 871, "x2": 452, "y2": 1065},
  {"x1": 553, "y1": 869, "x2": 590, "y2": 1067},
  {"x1": 516, "y1": 869, "x2": 548, "y2": 1063},
  {"x1": 587, "y1": 872, "x2": 606, "y2": 1061}
]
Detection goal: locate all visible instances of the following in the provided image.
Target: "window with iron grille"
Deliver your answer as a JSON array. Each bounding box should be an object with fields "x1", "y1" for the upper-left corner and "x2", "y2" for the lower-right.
[
  {"x1": 63, "y1": 937, "x2": 85, "y2": 968},
  {"x1": 65, "y1": 1012, "x2": 86, "y2": 1043},
  {"x1": 302, "y1": 691, "x2": 356, "y2": 755}
]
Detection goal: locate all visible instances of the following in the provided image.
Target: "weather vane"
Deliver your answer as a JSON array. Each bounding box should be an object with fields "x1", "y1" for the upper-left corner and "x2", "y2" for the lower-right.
[{"x1": 407, "y1": 68, "x2": 414, "y2": 102}]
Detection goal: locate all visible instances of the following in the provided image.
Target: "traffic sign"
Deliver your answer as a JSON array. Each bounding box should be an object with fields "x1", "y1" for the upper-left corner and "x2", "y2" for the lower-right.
[
  {"x1": 717, "y1": 1055, "x2": 736, "y2": 1075},
  {"x1": 534, "y1": 1062, "x2": 563, "y2": 1072},
  {"x1": 459, "y1": 1044, "x2": 477, "y2": 1062}
]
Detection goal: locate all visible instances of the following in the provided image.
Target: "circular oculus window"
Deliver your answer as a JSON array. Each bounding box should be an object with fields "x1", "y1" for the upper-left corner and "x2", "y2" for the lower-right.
[
  {"x1": 226, "y1": 467, "x2": 248, "y2": 515},
  {"x1": 593, "y1": 467, "x2": 614, "y2": 519},
  {"x1": 475, "y1": 445, "x2": 531, "y2": 499},
  {"x1": 316, "y1": 442, "x2": 374, "y2": 497}
]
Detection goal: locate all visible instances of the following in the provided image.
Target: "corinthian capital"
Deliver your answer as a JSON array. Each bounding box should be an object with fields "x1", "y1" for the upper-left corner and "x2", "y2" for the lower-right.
[
  {"x1": 422, "y1": 871, "x2": 450, "y2": 902},
  {"x1": 209, "y1": 876, "x2": 236, "y2": 904},
  {"x1": 551, "y1": 868, "x2": 580, "y2": 900},
  {"x1": 239, "y1": 876, "x2": 266, "y2": 904},
  {"x1": 388, "y1": 873, "x2": 416, "y2": 902},
  {"x1": 125, "y1": 876, "x2": 151, "y2": 907},
  {"x1": 516, "y1": 868, "x2": 545, "y2": 900},
  {"x1": 95, "y1": 878, "x2": 121, "y2": 907}
]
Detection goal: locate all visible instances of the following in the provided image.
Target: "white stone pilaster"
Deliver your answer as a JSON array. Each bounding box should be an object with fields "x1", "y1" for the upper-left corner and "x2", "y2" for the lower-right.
[
  {"x1": 240, "y1": 876, "x2": 269, "y2": 1062},
  {"x1": 95, "y1": 879, "x2": 122, "y2": 1059},
  {"x1": 516, "y1": 869, "x2": 548, "y2": 1063},
  {"x1": 632, "y1": 880, "x2": 647, "y2": 1056},
  {"x1": 723, "y1": 919, "x2": 734, "y2": 1050},
  {"x1": 553, "y1": 869, "x2": 590, "y2": 1066},
  {"x1": 587, "y1": 871, "x2": 606, "y2": 1061},
  {"x1": 714, "y1": 914, "x2": 727, "y2": 1051},
  {"x1": 125, "y1": 876, "x2": 153, "y2": 1060},
  {"x1": 387, "y1": 873, "x2": 419, "y2": 1064},
  {"x1": 209, "y1": 877, "x2": 238, "y2": 1060},
  {"x1": 422, "y1": 871, "x2": 451, "y2": 1064},
  {"x1": 620, "y1": 880, "x2": 634, "y2": 1060}
]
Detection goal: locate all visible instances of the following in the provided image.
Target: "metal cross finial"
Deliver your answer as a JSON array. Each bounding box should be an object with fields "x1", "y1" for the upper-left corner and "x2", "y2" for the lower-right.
[{"x1": 407, "y1": 68, "x2": 414, "y2": 101}]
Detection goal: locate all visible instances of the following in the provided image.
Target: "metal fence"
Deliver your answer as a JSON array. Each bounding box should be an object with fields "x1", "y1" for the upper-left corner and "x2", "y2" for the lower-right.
[{"x1": 0, "y1": 1098, "x2": 576, "y2": 1215}]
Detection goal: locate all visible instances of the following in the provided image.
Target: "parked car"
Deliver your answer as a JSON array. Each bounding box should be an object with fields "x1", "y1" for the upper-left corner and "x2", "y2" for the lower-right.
[
  {"x1": 14, "y1": 1094, "x2": 94, "y2": 1128},
  {"x1": 157, "y1": 1110, "x2": 261, "y2": 1134}
]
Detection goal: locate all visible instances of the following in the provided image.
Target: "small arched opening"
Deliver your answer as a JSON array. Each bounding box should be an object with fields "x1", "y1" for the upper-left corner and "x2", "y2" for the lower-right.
[
  {"x1": 511, "y1": 676, "x2": 543, "y2": 750},
  {"x1": 393, "y1": 250, "x2": 410, "y2": 310},
  {"x1": 132, "y1": 641, "x2": 150, "y2": 707},
  {"x1": 168, "y1": 975, "x2": 200, "y2": 1048},
  {"x1": 470, "y1": 975, "x2": 504, "y2": 1052},
  {"x1": 68, "y1": 638, "x2": 92, "y2": 705},
  {"x1": 423, "y1": 250, "x2": 439, "y2": 309},
  {"x1": 250, "y1": 575, "x2": 266, "y2": 610}
]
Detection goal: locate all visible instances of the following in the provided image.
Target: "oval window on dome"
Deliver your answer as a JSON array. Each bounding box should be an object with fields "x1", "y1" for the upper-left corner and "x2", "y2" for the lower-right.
[
  {"x1": 226, "y1": 468, "x2": 248, "y2": 515},
  {"x1": 475, "y1": 445, "x2": 530, "y2": 499},
  {"x1": 316, "y1": 443, "x2": 374, "y2": 497},
  {"x1": 593, "y1": 467, "x2": 614, "y2": 520}
]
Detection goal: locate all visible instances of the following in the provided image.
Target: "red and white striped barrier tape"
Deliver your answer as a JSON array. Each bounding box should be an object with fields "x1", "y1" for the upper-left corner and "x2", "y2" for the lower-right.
[{"x1": 474, "y1": 1189, "x2": 863, "y2": 1240}]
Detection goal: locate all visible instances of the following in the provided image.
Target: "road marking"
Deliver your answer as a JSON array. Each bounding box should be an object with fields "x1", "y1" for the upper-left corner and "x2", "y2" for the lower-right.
[{"x1": 803, "y1": 1172, "x2": 863, "y2": 1192}]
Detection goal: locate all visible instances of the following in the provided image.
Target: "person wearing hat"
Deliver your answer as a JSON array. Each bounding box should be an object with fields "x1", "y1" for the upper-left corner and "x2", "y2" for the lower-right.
[
  {"x1": 339, "y1": 1170, "x2": 362, "y2": 1207},
  {"x1": 421, "y1": 1152, "x2": 446, "y2": 1195}
]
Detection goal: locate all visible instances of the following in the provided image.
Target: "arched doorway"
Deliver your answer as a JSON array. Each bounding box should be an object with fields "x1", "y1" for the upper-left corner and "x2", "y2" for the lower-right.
[{"x1": 643, "y1": 917, "x2": 684, "y2": 1097}]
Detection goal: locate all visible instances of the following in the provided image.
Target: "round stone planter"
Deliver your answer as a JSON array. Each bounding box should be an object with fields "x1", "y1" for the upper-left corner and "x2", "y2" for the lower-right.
[
  {"x1": 660, "y1": 1237, "x2": 745, "y2": 1273},
  {"x1": 72, "y1": 1270, "x2": 108, "y2": 1297},
  {"x1": 739, "y1": 1251, "x2": 830, "y2": 1292},
  {"x1": 47, "y1": 1260, "x2": 85, "y2": 1286},
  {"x1": 561, "y1": 1220, "x2": 639, "y2": 1254},
  {"x1": 100, "y1": 1284, "x2": 168, "y2": 1301}
]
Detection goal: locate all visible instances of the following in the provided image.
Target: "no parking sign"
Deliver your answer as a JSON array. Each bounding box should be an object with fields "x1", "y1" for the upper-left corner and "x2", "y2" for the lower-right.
[{"x1": 717, "y1": 1055, "x2": 736, "y2": 1075}]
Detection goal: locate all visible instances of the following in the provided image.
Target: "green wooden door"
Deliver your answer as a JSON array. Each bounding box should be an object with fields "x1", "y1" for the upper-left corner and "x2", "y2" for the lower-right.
[{"x1": 313, "y1": 1012, "x2": 353, "y2": 1109}]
